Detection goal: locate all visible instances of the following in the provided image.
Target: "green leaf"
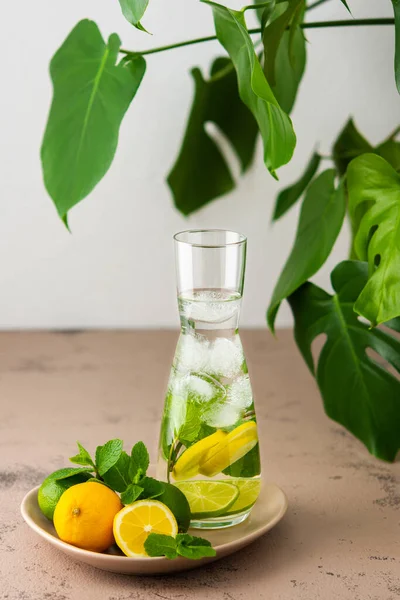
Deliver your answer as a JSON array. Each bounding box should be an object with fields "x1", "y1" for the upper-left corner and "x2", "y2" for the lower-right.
[
  {"x1": 118, "y1": 0, "x2": 150, "y2": 32},
  {"x1": 273, "y1": 151, "x2": 321, "y2": 220},
  {"x1": 267, "y1": 170, "x2": 346, "y2": 331},
  {"x1": 288, "y1": 260, "x2": 400, "y2": 462},
  {"x1": 203, "y1": 1, "x2": 296, "y2": 177},
  {"x1": 168, "y1": 57, "x2": 258, "y2": 215},
  {"x1": 339, "y1": 0, "x2": 351, "y2": 12},
  {"x1": 178, "y1": 402, "x2": 202, "y2": 444},
  {"x1": 262, "y1": 0, "x2": 305, "y2": 86},
  {"x1": 176, "y1": 534, "x2": 216, "y2": 559},
  {"x1": 376, "y1": 138, "x2": 400, "y2": 171},
  {"x1": 41, "y1": 20, "x2": 146, "y2": 222},
  {"x1": 393, "y1": 0, "x2": 400, "y2": 94},
  {"x1": 144, "y1": 533, "x2": 178, "y2": 559},
  {"x1": 69, "y1": 442, "x2": 95, "y2": 467},
  {"x1": 96, "y1": 439, "x2": 123, "y2": 476},
  {"x1": 138, "y1": 476, "x2": 164, "y2": 499},
  {"x1": 120, "y1": 483, "x2": 144, "y2": 504},
  {"x1": 332, "y1": 118, "x2": 373, "y2": 176},
  {"x1": 347, "y1": 153, "x2": 400, "y2": 325},
  {"x1": 102, "y1": 450, "x2": 131, "y2": 492},
  {"x1": 49, "y1": 467, "x2": 93, "y2": 481},
  {"x1": 254, "y1": 0, "x2": 276, "y2": 28},
  {"x1": 129, "y1": 441, "x2": 150, "y2": 482},
  {"x1": 270, "y1": 27, "x2": 306, "y2": 115}
]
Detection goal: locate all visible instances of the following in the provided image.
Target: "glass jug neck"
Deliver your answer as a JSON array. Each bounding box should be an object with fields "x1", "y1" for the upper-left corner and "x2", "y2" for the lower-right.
[{"x1": 177, "y1": 289, "x2": 242, "y2": 336}]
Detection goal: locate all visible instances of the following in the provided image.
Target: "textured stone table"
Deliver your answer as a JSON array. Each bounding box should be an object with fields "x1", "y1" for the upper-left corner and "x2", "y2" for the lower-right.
[{"x1": 1, "y1": 330, "x2": 399, "y2": 600}]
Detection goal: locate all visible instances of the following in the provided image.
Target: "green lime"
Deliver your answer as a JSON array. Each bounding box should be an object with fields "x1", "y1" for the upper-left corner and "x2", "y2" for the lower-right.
[
  {"x1": 38, "y1": 470, "x2": 92, "y2": 520},
  {"x1": 225, "y1": 478, "x2": 261, "y2": 515},
  {"x1": 175, "y1": 480, "x2": 239, "y2": 519},
  {"x1": 157, "y1": 483, "x2": 191, "y2": 532}
]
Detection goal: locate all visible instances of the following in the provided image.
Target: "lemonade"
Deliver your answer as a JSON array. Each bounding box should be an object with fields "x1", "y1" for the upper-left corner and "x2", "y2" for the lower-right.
[{"x1": 157, "y1": 289, "x2": 261, "y2": 529}]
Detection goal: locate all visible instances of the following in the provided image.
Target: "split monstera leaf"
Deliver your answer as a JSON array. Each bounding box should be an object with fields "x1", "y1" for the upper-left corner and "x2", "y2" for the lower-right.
[{"x1": 39, "y1": 1, "x2": 400, "y2": 461}]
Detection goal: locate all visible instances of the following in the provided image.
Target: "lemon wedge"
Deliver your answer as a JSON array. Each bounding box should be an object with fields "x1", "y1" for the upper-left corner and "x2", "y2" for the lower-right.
[
  {"x1": 113, "y1": 500, "x2": 178, "y2": 557},
  {"x1": 199, "y1": 421, "x2": 258, "y2": 477},
  {"x1": 172, "y1": 430, "x2": 227, "y2": 481}
]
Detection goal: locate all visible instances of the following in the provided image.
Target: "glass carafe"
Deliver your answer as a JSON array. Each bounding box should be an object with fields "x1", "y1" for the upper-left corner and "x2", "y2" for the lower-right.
[{"x1": 157, "y1": 230, "x2": 261, "y2": 529}]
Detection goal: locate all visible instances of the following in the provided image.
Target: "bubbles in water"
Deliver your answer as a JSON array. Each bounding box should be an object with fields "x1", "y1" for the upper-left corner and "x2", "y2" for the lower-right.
[
  {"x1": 179, "y1": 290, "x2": 241, "y2": 324},
  {"x1": 209, "y1": 337, "x2": 244, "y2": 378},
  {"x1": 227, "y1": 375, "x2": 253, "y2": 409}
]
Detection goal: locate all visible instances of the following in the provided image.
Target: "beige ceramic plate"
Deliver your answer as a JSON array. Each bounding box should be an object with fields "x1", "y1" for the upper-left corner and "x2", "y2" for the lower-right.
[{"x1": 21, "y1": 481, "x2": 287, "y2": 575}]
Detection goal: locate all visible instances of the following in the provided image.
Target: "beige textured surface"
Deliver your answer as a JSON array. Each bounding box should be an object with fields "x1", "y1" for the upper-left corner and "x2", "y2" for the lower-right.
[{"x1": 1, "y1": 330, "x2": 399, "y2": 600}]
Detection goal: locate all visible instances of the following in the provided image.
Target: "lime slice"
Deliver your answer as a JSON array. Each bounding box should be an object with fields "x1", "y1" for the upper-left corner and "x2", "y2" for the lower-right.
[
  {"x1": 225, "y1": 479, "x2": 261, "y2": 515},
  {"x1": 175, "y1": 480, "x2": 239, "y2": 519}
]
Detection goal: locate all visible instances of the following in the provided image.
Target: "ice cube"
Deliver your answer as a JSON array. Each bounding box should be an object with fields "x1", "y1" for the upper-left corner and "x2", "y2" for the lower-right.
[
  {"x1": 186, "y1": 375, "x2": 215, "y2": 403},
  {"x1": 203, "y1": 403, "x2": 241, "y2": 428},
  {"x1": 228, "y1": 375, "x2": 253, "y2": 409},
  {"x1": 209, "y1": 337, "x2": 244, "y2": 378},
  {"x1": 175, "y1": 334, "x2": 209, "y2": 373}
]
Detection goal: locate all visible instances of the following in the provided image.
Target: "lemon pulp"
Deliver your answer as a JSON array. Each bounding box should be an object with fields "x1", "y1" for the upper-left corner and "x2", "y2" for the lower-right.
[{"x1": 113, "y1": 500, "x2": 178, "y2": 557}]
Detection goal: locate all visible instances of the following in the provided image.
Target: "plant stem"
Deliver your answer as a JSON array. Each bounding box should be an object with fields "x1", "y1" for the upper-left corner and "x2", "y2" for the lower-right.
[{"x1": 120, "y1": 19, "x2": 395, "y2": 58}]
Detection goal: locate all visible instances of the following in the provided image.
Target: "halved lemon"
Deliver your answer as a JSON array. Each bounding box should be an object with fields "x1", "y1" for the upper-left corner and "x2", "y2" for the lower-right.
[
  {"x1": 113, "y1": 500, "x2": 178, "y2": 557},
  {"x1": 175, "y1": 480, "x2": 239, "y2": 519},
  {"x1": 199, "y1": 421, "x2": 258, "y2": 477},
  {"x1": 172, "y1": 430, "x2": 227, "y2": 481}
]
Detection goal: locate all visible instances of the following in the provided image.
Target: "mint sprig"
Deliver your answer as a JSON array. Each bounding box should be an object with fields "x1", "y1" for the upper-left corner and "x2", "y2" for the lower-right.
[
  {"x1": 144, "y1": 533, "x2": 216, "y2": 560},
  {"x1": 96, "y1": 439, "x2": 123, "y2": 476},
  {"x1": 129, "y1": 441, "x2": 150, "y2": 482},
  {"x1": 69, "y1": 442, "x2": 95, "y2": 468}
]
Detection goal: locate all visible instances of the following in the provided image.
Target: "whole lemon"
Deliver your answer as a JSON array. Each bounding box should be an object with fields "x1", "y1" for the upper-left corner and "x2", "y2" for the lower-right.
[{"x1": 53, "y1": 481, "x2": 123, "y2": 552}]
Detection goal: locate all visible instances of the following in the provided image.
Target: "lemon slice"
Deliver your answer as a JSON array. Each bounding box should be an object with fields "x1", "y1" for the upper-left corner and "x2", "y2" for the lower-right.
[
  {"x1": 225, "y1": 479, "x2": 261, "y2": 514},
  {"x1": 199, "y1": 421, "x2": 258, "y2": 477},
  {"x1": 172, "y1": 430, "x2": 227, "y2": 481},
  {"x1": 113, "y1": 500, "x2": 178, "y2": 557},
  {"x1": 175, "y1": 480, "x2": 239, "y2": 519}
]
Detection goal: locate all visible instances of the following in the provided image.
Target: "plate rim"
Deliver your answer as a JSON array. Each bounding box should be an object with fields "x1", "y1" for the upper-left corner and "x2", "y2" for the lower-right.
[{"x1": 21, "y1": 482, "x2": 288, "y2": 565}]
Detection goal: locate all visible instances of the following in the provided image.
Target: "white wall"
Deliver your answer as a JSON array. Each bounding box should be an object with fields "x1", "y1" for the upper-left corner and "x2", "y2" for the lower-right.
[{"x1": 0, "y1": 0, "x2": 397, "y2": 329}]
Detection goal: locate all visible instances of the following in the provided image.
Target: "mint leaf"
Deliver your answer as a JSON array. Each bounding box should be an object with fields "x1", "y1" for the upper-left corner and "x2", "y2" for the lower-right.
[
  {"x1": 121, "y1": 483, "x2": 144, "y2": 505},
  {"x1": 144, "y1": 533, "x2": 178, "y2": 559},
  {"x1": 178, "y1": 402, "x2": 202, "y2": 444},
  {"x1": 96, "y1": 439, "x2": 123, "y2": 476},
  {"x1": 129, "y1": 441, "x2": 149, "y2": 482},
  {"x1": 176, "y1": 534, "x2": 216, "y2": 559},
  {"x1": 50, "y1": 467, "x2": 93, "y2": 481},
  {"x1": 102, "y1": 451, "x2": 131, "y2": 492},
  {"x1": 69, "y1": 442, "x2": 95, "y2": 467},
  {"x1": 139, "y1": 477, "x2": 164, "y2": 499}
]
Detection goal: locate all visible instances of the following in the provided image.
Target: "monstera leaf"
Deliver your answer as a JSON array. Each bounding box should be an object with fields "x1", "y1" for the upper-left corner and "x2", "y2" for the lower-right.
[
  {"x1": 41, "y1": 20, "x2": 146, "y2": 223},
  {"x1": 118, "y1": 0, "x2": 150, "y2": 32},
  {"x1": 203, "y1": 0, "x2": 296, "y2": 177},
  {"x1": 347, "y1": 154, "x2": 400, "y2": 326},
  {"x1": 273, "y1": 151, "x2": 321, "y2": 220},
  {"x1": 289, "y1": 261, "x2": 400, "y2": 462},
  {"x1": 262, "y1": 0, "x2": 305, "y2": 86},
  {"x1": 270, "y1": 27, "x2": 306, "y2": 115},
  {"x1": 168, "y1": 58, "x2": 258, "y2": 215},
  {"x1": 332, "y1": 119, "x2": 373, "y2": 176},
  {"x1": 267, "y1": 170, "x2": 346, "y2": 331}
]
